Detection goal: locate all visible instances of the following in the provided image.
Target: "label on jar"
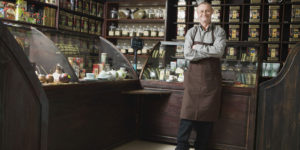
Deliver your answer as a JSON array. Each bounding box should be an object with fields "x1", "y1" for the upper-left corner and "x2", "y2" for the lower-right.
[
  {"x1": 122, "y1": 31, "x2": 129, "y2": 36},
  {"x1": 115, "y1": 30, "x2": 120, "y2": 36},
  {"x1": 142, "y1": 49, "x2": 148, "y2": 54},
  {"x1": 109, "y1": 31, "x2": 114, "y2": 36},
  {"x1": 151, "y1": 31, "x2": 157, "y2": 37},
  {"x1": 128, "y1": 48, "x2": 134, "y2": 54},
  {"x1": 158, "y1": 31, "x2": 164, "y2": 37},
  {"x1": 121, "y1": 49, "x2": 127, "y2": 54},
  {"x1": 143, "y1": 31, "x2": 149, "y2": 36}
]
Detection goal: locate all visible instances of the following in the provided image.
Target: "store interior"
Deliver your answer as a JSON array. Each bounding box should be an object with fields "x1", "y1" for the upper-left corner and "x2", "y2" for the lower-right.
[{"x1": 0, "y1": 0, "x2": 300, "y2": 150}]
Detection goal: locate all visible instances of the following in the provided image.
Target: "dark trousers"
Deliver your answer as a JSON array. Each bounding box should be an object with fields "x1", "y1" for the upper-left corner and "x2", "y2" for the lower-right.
[{"x1": 175, "y1": 119, "x2": 213, "y2": 150}]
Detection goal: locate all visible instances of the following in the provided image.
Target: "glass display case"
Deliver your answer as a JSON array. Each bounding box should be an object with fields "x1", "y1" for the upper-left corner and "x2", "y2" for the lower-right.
[
  {"x1": 4, "y1": 22, "x2": 137, "y2": 84},
  {"x1": 141, "y1": 41, "x2": 262, "y2": 88}
]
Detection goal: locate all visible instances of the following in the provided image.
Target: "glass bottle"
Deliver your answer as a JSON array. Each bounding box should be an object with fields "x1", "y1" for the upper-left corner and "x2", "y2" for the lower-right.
[
  {"x1": 122, "y1": 25, "x2": 129, "y2": 37},
  {"x1": 148, "y1": 8, "x2": 155, "y2": 19}
]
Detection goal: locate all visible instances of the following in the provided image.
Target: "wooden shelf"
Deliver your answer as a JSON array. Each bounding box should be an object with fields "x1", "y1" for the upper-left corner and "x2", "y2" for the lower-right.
[
  {"x1": 59, "y1": 7, "x2": 104, "y2": 21},
  {"x1": 107, "y1": 2, "x2": 165, "y2": 7},
  {"x1": 1, "y1": 18, "x2": 56, "y2": 30},
  {"x1": 106, "y1": 18, "x2": 165, "y2": 23},
  {"x1": 105, "y1": 36, "x2": 164, "y2": 40},
  {"x1": 125, "y1": 54, "x2": 149, "y2": 58},
  {"x1": 27, "y1": 0, "x2": 58, "y2": 8}
]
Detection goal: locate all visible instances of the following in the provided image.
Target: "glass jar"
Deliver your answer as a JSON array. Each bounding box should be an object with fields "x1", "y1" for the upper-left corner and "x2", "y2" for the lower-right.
[
  {"x1": 114, "y1": 27, "x2": 121, "y2": 36},
  {"x1": 148, "y1": 8, "x2": 155, "y2": 19},
  {"x1": 143, "y1": 25, "x2": 150, "y2": 37},
  {"x1": 158, "y1": 26, "x2": 165, "y2": 37},
  {"x1": 129, "y1": 25, "x2": 136, "y2": 37},
  {"x1": 108, "y1": 23, "x2": 116, "y2": 36},
  {"x1": 121, "y1": 43, "x2": 127, "y2": 54},
  {"x1": 122, "y1": 26, "x2": 129, "y2": 37},
  {"x1": 110, "y1": 8, "x2": 118, "y2": 19},
  {"x1": 142, "y1": 43, "x2": 149, "y2": 54},
  {"x1": 151, "y1": 26, "x2": 158, "y2": 37},
  {"x1": 136, "y1": 25, "x2": 144, "y2": 37}
]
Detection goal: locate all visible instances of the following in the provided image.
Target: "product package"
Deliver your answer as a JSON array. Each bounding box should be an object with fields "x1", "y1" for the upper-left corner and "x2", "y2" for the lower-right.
[{"x1": 268, "y1": 25, "x2": 280, "y2": 41}]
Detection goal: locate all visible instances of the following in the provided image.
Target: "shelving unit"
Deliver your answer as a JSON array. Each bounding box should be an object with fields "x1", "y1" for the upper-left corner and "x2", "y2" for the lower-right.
[{"x1": 167, "y1": 0, "x2": 300, "y2": 80}]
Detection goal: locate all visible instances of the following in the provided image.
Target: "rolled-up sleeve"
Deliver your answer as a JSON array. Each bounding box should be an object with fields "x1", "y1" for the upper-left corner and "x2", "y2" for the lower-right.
[
  {"x1": 184, "y1": 28, "x2": 205, "y2": 61},
  {"x1": 184, "y1": 26, "x2": 227, "y2": 61}
]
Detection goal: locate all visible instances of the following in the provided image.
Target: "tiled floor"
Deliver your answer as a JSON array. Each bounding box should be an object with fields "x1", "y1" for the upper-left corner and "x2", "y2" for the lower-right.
[{"x1": 112, "y1": 140, "x2": 195, "y2": 150}]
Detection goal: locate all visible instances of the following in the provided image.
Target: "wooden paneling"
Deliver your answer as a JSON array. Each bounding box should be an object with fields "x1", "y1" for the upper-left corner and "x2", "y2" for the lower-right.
[
  {"x1": 256, "y1": 44, "x2": 300, "y2": 150},
  {"x1": 139, "y1": 83, "x2": 257, "y2": 150},
  {"x1": 0, "y1": 21, "x2": 48, "y2": 150},
  {"x1": 44, "y1": 80, "x2": 141, "y2": 150}
]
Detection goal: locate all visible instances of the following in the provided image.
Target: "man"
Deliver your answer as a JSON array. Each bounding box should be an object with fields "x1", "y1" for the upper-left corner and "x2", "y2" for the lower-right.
[{"x1": 175, "y1": 2, "x2": 226, "y2": 150}]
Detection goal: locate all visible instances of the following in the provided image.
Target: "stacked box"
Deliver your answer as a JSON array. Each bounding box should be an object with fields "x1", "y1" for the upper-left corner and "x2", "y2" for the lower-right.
[
  {"x1": 229, "y1": 25, "x2": 240, "y2": 41},
  {"x1": 229, "y1": 6, "x2": 240, "y2": 22},
  {"x1": 248, "y1": 25, "x2": 260, "y2": 41},
  {"x1": 267, "y1": 44, "x2": 279, "y2": 61},
  {"x1": 268, "y1": 6, "x2": 280, "y2": 22},
  {"x1": 249, "y1": 6, "x2": 260, "y2": 22},
  {"x1": 268, "y1": 25, "x2": 280, "y2": 41},
  {"x1": 289, "y1": 25, "x2": 300, "y2": 41}
]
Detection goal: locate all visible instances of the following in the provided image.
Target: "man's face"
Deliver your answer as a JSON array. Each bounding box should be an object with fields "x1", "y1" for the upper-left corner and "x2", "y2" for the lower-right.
[{"x1": 197, "y1": 4, "x2": 213, "y2": 25}]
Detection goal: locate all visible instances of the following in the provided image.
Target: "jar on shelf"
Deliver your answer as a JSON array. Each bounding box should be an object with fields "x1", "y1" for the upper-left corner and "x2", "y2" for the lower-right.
[
  {"x1": 110, "y1": 8, "x2": 118, "y2": 19},
  {"x1": 115, "y1": 27, "x2": 121, "y2": 36},
  {"x1": 122, "y1": 26, "x2": 129, "y2": 37},
  {"x1": 148, "y1": 8, "x2": 155, "y2": 19},
  {"x1": 121, "y1": 43, "x2": 127, "y2": 54},
  {"x1": 108, "y1": 23, "x2": 116, "y2": 36},
  {"x1": 158, "y1": 26, "x2": 165, "y2": 37},
  {"x1": 150, "y1": 26, "x2": 158, "y2": 37},
  {"x1": 137, "y1": 61, "x2": 143, "y2": 70},
  {"x1": 129, "y1": 25, "x2": 136, "y2": 37},
  {"x1": 142, "y1": 43, "x2": 149, "y2": 54},
  {"x1": 143, "y1": 25, "x2": 150, "y2": 37},
  {"x1": 136, "y1": 25, "x2": 144, "y2": 37}
]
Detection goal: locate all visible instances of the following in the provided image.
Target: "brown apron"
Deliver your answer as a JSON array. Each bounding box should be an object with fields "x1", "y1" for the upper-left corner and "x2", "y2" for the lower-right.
[{"x1": 180, "y1": 25, "x2": 222, "y2": 122}]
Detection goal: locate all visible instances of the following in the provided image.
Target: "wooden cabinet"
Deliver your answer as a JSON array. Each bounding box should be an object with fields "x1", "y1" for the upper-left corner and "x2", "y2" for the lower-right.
[{"x1": 139, "y1": 80, "x2": 258, "y2": 150}]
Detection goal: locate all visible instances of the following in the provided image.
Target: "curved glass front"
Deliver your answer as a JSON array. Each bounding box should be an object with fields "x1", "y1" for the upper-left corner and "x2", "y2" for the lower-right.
[
  {"x1": 4, "y1": 22, "x2": 137, "y2": 84},
  {"x1": 6, "y1": 23, "x2": 78, "y2": 83}
]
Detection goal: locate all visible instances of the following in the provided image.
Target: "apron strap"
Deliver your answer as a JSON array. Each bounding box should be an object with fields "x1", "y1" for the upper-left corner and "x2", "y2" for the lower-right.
[{"x1": 193, "y1": 24, "x2": 214, "y2": 46}]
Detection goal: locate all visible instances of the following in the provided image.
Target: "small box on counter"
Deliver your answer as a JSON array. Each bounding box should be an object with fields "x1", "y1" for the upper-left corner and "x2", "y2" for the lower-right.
[
  {"x1": 291, "y1": 5, "x2": 300, "y2": 22},
  {"x1": 250, "y1": 6, "x2": 260, "y2": 22},
  {"x1": 229, "y1": 6, "x2": 240, "y2": 22},
  {"x1": 268, "y1": 5, "x2": 280, "y2": 22},
  {"x1": 267, "y1": 44, "x2": 279, "y2": 61},
  {"x1": 289, "y1": 24, "x2": 300, "y2": 41},
  {"x1": 212, "y1": 6, "x2": 221, "y2": 23},
  {"x1": 268, "y1": 25, "x2": 280, "y2": 41},
  {"x1": 225, "y1": 47, "x2": 238, "y2": 60},
  {"x1": 229, "y1": 25, "x2": 240, "y2": 41},
  {"x1": 248, "y1": 25, "x2": 260, "y2": 41}
]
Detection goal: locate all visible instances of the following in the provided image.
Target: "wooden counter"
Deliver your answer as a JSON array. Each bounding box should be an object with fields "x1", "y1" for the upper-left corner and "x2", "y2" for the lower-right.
[
  {"x1": 43, "y1": 80, "x2": 142, "y2": 150},
  {"x1": 139, "y1": 80, "x2": 257, "y2": 150}
]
